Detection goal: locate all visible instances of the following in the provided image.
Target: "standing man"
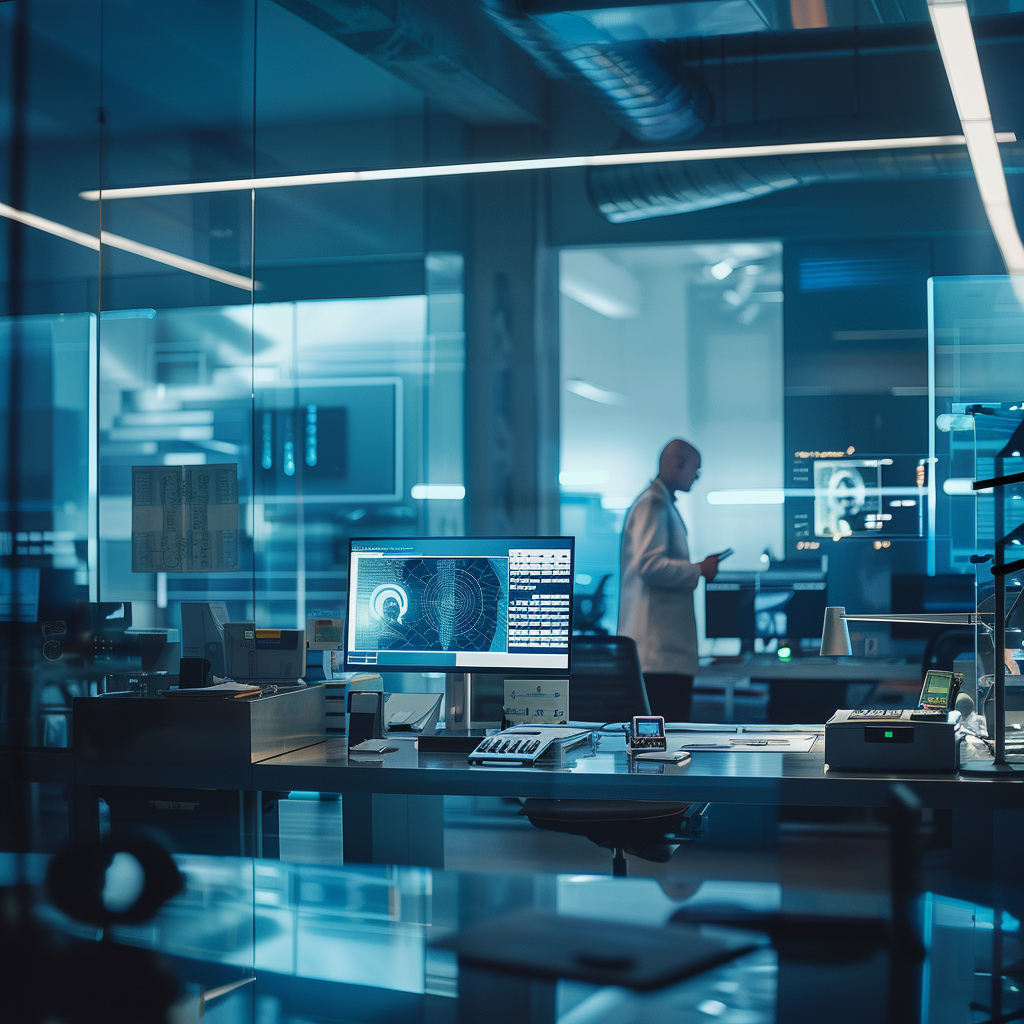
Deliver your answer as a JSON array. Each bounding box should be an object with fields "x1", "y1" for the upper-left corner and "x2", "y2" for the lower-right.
[{"x1": 618, "y1": 439, "x2": 721, "y2": 722}]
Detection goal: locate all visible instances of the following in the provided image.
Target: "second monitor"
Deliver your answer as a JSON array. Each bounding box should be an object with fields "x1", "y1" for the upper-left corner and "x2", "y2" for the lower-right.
[
  {"x1": 706, "y1": 571, "x2": 828, "y2": 642},
  {"x1": 345, "y1": 536, "x2": 575, "y2": 674}
]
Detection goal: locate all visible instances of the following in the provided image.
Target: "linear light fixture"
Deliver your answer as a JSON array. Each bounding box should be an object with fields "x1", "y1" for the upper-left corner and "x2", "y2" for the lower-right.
[
  {"x1": 78, "y1": 133, "x2": 1016, "y2": 202},
  {"x1": 410, "y1": 484, "x2": 465, "y2": 500},
  {"x1": 707, "y1": 486, "x2": 928, "y2": 505},
  {"x1": 0, "y1": 201, "x2": 256, "y2": 291},
  {"x1": 928, "y1": 0, "x2": 1024, "y2": 274}
]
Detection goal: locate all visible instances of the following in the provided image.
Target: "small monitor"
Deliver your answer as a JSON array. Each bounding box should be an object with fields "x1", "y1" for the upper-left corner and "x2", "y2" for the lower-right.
[
  {"x1": 891, "y1": 575, "x2": 975, "y2": 639},
  {"x1": 306, "y1": 617, "x2": 345, "y2": 651},
  {"x1": 705, "y1": 571, "x2": 827, "y2": 640},
  {"x1": 705, "y1": 575, "x2": 757, "y2": 639},
  {"x1": 754, "y1": 573, "x2": 828, "y2": 640},
  {"x1": 345, "y1": 536, "x2": 574, "y2": 674}
]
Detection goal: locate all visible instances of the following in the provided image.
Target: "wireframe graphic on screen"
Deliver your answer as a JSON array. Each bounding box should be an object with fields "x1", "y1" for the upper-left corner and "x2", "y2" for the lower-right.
[
  {"x1": 354, "y1": 556, "x2": 507, "y2": 654},
  {"x1": 346, "y1": 538, "x2": 574, "y2": 672}
]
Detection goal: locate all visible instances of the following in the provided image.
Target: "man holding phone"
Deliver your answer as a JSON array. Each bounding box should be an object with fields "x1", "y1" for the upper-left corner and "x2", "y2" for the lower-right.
[{"x1": 618, "y1": 439, "x2": 730, "y2": 722}]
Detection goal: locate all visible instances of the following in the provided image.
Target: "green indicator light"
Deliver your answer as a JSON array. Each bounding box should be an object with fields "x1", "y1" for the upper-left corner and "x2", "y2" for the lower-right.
[{"x1": 885, "y1": 730, "x2": 893, "y2": 738}]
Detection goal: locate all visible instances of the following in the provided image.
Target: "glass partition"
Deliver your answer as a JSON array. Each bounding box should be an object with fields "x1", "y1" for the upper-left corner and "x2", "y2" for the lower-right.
[
  {"x1": 927, "y1": 276, "x2": 1024, "y2": 696},
  {"x1": 928, "y1": 276, "x2": 1024, "y2": 575}
]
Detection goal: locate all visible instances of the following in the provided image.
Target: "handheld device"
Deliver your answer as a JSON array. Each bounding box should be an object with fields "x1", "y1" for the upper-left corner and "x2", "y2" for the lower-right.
[
  {"x1": 712, "y1": 548, "x2": 734, "y2": 562},
  {"x1": 918, "y1": 669, "x2": 963, "y2": 711},
  {"x1": 629, "y1": 715, "x2": 667, "y2": 752}
]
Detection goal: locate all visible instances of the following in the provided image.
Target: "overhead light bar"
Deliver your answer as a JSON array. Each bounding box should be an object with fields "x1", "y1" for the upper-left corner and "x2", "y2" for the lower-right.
[
  {"x1": 0, "y1": 201, "x2": 256, "y2": 291},
  {"x1": 410, "y1": 484, "x2": 465, "y2": 500},
  {"x1": 928, "y1": 0, "x2": 1024, "y2": 274},
  {"x1": 78, "y1": 133, "x2": 1016, "y2": 202}
]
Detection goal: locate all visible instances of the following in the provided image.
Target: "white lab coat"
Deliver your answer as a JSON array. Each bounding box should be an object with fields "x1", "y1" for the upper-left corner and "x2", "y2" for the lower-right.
[{"x1": 617, "y1": 478, "x2": 702, "y2": 677}]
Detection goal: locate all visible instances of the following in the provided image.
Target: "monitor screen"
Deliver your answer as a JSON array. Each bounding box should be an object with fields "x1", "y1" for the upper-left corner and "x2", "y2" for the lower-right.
[
  {"x1": 706, "y1": 572, "x2": 827, "y2": 640},
  {"x1": 345, "y1": 537, "x2": 574, "y2": 673},
  {"x1": 705, "y1": 575, "x2": 757, "y2": 639},
  {"x1": 891, "y1": 574, "x2": 975, "y2": 639}
]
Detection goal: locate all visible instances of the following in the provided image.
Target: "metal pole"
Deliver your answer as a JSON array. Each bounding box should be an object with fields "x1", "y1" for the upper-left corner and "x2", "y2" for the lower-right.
[{"x1": 994, "y1": 451, "x2": 1006, "y2": 764}]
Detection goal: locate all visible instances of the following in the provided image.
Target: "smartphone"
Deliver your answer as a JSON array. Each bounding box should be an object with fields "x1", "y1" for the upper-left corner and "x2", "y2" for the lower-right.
[{"x1": 711, "y1": 548, "x2": 734, "y2": 561}]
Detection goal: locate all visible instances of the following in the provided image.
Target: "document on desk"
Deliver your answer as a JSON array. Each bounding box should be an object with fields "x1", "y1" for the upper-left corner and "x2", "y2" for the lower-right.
[{"x1": 677, "y1": 732, "x2": 818, "y2": 753}]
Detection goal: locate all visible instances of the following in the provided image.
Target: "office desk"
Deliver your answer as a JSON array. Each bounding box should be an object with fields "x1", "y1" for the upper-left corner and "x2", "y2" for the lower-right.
[
  {"x1": 696, "y1": 655, "x2": 921, "y2": 721},
  {"x1": 9, "y1": 850, "x2": 1009, "y2": 1024},
  {"x1": 255, "y1": 731, "x2": 1024, "y2": 883},
  {"x1": 22, "y1": 724, "x2": 1024, "y2": 899}
]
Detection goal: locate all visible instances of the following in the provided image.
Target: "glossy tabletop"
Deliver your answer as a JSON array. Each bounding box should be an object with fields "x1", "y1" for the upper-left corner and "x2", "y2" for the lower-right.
[{"x1": 256, "y1": 730, "x2": 1024, "y2": 810}]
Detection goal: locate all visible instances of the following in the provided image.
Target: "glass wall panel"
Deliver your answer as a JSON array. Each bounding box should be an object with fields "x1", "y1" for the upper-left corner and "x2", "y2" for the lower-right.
[
  {"x1": 251, "y1": 0, "x2": 467, "y2": 666},
  {"x1": 559, "y1": 242, "x2": 784, "y2": 644},
  {"x1": 928, "y1": 276, "x2": 1024, "y2": 575},
  {"x1": 1, "y1": 0, "x2": 103, "y2": 753},
  {"x1": 95, "y1": 0, "x2": 257, "y2": 665}
]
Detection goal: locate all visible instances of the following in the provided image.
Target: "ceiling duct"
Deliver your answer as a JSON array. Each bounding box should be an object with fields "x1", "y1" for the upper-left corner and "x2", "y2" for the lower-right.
[
  {"x1": 588, "y1": 144, "x2": 1024, "y2": 222},
  {"x1": 480, "y1": 0, "x2": 711, "y2": 142}
]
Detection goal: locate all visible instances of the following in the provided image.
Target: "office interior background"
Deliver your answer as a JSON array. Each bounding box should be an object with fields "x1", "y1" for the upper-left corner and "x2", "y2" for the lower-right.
[
  {"x1": 5, "y1": 0, "x2": 1019, "y2": 660},
  {"x1": 3, "y1": 0, "x2": 1024, "y2": 1018}
]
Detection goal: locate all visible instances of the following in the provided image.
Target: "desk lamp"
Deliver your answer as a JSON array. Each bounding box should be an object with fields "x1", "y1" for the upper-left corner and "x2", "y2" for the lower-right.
[{"x1": 820, "y1": 608, "x2": 986, "y2": 657}]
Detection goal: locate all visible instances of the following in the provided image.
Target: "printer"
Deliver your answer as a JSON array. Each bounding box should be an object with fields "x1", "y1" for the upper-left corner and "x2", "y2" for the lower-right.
[
  {"x1": 824, "y1": 708, "x2": 960, "y2": 772},
  {"x1": 223, "y1": 623, "x2": 306, "y2": 685},
  {"x1": 824, "y1": 670, "x2": 963, "y2": 773}
]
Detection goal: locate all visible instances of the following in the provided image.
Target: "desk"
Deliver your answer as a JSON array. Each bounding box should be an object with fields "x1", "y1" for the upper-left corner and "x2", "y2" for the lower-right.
[
  {"x1": 696, "y1": 655, "x2": 921, "y2": 722},
  {"x1": 17, "y1": 726, "x2": 1024, "y2": 899},
  {"x1": 11, "y1": 850, "x2": 1017, "y2": 1024},
  {"x1": 255, "y1": 731, "x2": 1024, "y2": 893}
]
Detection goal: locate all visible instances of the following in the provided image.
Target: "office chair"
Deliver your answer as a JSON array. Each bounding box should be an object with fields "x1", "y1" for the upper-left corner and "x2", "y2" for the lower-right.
[{"x1": 519, "y1": 635, "x2": 704, "y2": 877}]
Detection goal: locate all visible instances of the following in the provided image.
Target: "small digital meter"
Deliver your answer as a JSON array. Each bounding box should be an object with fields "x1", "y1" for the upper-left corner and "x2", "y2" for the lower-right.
[{"x1": 629, "y1": 715, "x2": 667, "y2": 752}]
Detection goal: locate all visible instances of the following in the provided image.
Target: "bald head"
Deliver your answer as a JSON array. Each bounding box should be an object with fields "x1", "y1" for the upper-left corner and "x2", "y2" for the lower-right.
[{"x1": 658, "y1": 439, "x2": 701, "y2": 494}]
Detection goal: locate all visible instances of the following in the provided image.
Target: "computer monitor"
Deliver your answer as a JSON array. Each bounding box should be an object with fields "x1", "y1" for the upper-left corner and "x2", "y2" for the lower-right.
[
  {"x1": 345, "y1": 537, "x2": 574, "y2": 674},
  {"x1": 705, "y1": 575, "x2": 757, "y2": 640},
  {"x1": 705, "y1": 571, "x2": 828, "y2": 641},
  {"x1": 891, "y1": 575, "x2": 975, "y2": 639}
]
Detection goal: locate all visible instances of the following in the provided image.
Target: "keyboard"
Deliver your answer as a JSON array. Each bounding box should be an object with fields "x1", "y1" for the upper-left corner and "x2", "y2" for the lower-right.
[{"x1": 848, "y1": 709, "x2": 904, "y2": 720}]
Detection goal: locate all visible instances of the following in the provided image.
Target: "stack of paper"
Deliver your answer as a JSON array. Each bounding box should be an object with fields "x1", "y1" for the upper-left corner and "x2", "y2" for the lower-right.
[{"x1": 161, "y1": 681, "x2": 262, "y2": 699}]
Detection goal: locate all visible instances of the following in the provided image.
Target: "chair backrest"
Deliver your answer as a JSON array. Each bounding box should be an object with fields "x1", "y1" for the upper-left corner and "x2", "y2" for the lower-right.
[{"x1": 568, "y1": 635, "x2": 650, "y2": 722}]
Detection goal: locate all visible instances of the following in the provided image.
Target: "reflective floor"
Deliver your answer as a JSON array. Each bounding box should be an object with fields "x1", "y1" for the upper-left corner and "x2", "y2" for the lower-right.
[{"x1": 6, "y1": 850, "x2": 1022, "y2": 1024}]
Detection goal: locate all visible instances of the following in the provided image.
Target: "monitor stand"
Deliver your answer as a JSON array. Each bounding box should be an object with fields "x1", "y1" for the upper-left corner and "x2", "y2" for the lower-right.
[
  {"x1": 415, "y1": 673, "x2": 488, "y2": 753},
  {"x1": 444, "y1": 671, "x2": 474, "y2": 732}
]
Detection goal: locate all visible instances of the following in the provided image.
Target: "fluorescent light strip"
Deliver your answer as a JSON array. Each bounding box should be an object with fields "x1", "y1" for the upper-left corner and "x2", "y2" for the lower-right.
[
  {"x1": 707, "y1": 486, "x2": 929, "y2": 505},
  {"x1": 0, "y1": 201, "x2": 256, "y2": 291},
  {"x1": 410, "y1": 484, "x2": 465, "y2": 500},
  {"x1": 928, "y1": 0, "x2": 1024, "y2": 274},
  {"x1": 78, "y1": 134, "x2": 1016, "y2": 202}
]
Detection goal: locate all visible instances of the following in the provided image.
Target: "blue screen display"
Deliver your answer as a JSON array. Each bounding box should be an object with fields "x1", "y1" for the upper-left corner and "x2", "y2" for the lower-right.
[{"x1": 345, "y1": 537, "x2": 574, "y2": 673}]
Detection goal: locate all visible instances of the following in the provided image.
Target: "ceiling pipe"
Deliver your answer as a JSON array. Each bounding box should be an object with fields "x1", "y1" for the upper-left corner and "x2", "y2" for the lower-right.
[
  {"x1": 479, "y1": 0, "x2": 711, "y2": 143},
  {"x1": 587, "y1": 143, "x2": 1024, "y2": 222}
]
